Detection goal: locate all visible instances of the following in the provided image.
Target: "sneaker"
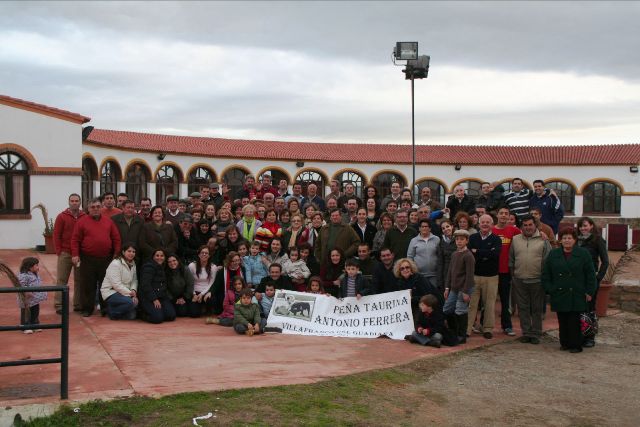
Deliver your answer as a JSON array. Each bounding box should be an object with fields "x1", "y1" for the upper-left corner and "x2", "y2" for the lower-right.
[
  {"x1": 205, "y1": 317, "x2": 218, "y2": 324},
  {"x1": 529, "y1": 337, "x2": 541, "y2": 345},
  {"x1": 504, "y1": 328, "x2": 516, "y2": 336},
  {"x1": 483, "y1": 332, "x2": 493, "y2": 339},
  {"x1": 34, "y1": 328, "x2": 43, "y2": 333},
  {"x1": 23, "y1": 329, "x2": 34, "y2": 334},
  {"x1": 518, "y1": 336, "x2": 531, "y2": 343},
  {"x1": 583, "y1": 339, "x2": 595, "y2": 348},
  {"x1": 472, "y1": 325, "x2": 482, "y2": 334},
  {"x1": 245, "y1": 328, "x2": 254, "y2": 336}
]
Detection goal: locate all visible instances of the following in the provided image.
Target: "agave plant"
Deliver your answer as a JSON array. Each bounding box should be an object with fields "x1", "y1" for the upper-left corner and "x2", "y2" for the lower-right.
[
  {"x1": 0, "y1": 260, "x2": 27, "y2": 308},
  {"x1": 31, "y1": 203, "x2": 54, "y2": 236}
]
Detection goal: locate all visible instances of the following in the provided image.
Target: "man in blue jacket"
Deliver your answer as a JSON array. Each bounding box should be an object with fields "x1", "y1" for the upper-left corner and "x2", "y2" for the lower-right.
[{"x1": 529, "y1": 180, "x2": 564, "y2": 234}]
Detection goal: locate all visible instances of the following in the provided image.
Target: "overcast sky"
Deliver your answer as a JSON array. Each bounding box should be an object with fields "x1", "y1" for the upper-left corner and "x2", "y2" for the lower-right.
[{"x1": 2, "y1": 1, "x2": 640, "y2": 146}]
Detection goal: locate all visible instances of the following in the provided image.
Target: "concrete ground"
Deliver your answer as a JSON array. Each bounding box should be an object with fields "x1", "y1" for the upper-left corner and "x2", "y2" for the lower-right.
[{"x1": 0, "y1": 249, "x2": 563, "y2": 421}]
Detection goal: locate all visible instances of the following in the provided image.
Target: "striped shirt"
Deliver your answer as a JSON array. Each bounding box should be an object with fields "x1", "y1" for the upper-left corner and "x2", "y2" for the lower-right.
[{"x1": 503, "y1": 188, "x2": 532, "y2": 218}]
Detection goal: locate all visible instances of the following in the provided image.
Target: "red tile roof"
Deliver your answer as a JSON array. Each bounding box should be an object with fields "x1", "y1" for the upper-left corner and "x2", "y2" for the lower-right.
[
  {"x1": 86, "y1": 128, "x2": 640, "y2": 166},
  {"x1": 0, "y1": 94, "x2": 91, "y2": 124}
]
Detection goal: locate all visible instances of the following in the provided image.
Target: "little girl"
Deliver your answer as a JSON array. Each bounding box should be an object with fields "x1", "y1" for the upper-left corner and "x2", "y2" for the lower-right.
[
  {"x1": 282, "y1": 247, "x2": 310, "y2": 292},
  {"x1": 306, "y1": 276, "x2": 326, "y2": 295},
  {"x1": 216, "y1": 276, "x2": 246, "y2": 326},
  {"x1": 18, "y1": 257, "x2": 47, "y2": 334}
]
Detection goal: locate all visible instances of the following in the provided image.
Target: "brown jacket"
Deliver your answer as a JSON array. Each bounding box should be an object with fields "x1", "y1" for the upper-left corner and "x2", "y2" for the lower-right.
[{"x1": 314, "y1": 223, "x2": 360, "y2": 264}]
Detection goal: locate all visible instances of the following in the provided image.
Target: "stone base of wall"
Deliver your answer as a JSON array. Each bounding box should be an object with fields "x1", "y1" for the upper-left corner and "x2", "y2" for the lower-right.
[{"x1": 608, "y1": 249, "x2": 640, "y2": 314}]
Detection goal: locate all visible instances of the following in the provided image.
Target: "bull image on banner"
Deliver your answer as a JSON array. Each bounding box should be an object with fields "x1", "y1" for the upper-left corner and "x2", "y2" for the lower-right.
[{"x1": 266, "y1": 290, "x2": 414, "y2": 340}]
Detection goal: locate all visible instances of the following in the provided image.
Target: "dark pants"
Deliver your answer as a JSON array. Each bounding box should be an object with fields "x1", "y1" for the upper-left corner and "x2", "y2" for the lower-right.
[
  {"x1": 498, "y1": 273, "x2": 512, "y2": 330},
  {"x1": 557, "y1": 311, "x2": 582, "y2": 350},
  {"x1": 105, "y1": 293, "x2": 136, "y2": 320},
  {"x1": 141, "y1": 296, "x2": 176, "y2": 324},
  {"x1": 78, "y1": 255, "x2": 112, "y2": 314},
  {"x1": 21, "y1": 304, "x2": 40, "y2": 326},
  {"x1": 219, "y1": 317, "x2": 234, "y2": 327},
  {"x1": 191, "y1": 297, "x2": 215, "y2": 317},
  {"x1": 172, "y1": 299, "x2": 201, "y2": 318},
  {"x1": 234, "y1": 318, "x2": 267, "y2": 334},
  {"x1": 512, "y1": 278, "x2": 545, "y2": 338}
]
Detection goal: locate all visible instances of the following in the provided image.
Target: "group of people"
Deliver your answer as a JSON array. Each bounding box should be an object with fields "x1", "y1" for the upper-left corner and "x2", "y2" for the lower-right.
[{"x1": 17, "y1": 174, "x2": 608, "y2": 349}]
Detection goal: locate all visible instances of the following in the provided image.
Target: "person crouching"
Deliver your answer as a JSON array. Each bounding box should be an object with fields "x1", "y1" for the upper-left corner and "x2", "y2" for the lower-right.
[{"x1": 234, "y1": 288, "x2": 266, "y2": 336}]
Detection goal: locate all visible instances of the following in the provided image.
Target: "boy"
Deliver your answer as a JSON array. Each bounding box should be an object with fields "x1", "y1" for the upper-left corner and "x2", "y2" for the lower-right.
[
  {"x1": 443, "y1": 229, "x2": 475, "y2": 344},
  {"x1": 405, "y1": 294, "x2": 444, "y2": 347},
  {"x1": 338, "y1": 259, "x2": 370, "y2": 299},
  {"x1": 244, "y1": 241, "x2": 268, "y2": 288},
  {"x1": 234, "y1": 288, "x2": 266, "y2": 336},
  {"x1": 260, "y1": 283, "x2": 276, "y2": 320}
]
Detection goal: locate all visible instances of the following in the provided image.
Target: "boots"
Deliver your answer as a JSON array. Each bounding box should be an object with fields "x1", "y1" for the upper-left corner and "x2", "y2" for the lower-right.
[
  {"x1": 446, "y1": 314, "x2": 457, "y2": 336},
  {"x1": 456, "y1": 314, "x2": 468, "y2": 344}
]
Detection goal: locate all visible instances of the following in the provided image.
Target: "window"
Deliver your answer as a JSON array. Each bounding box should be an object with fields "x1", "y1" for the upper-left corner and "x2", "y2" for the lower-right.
[
  {"x1": 223, "y1": 167, "x2": 248, "y2": 201},
  {"x1": 457, "y1": 180, "x2": 483, "y2": 198},
  {"x1": 0, "y1": 152, "x2": 29, "y2": 214},
  {"x1": 546, "y1": 181, "x2": 575, "y2": 214},
  {"x1": 259, "y1": 169, "x2": 288, "y2": 187},
  {"x1": 500, "y1": 180, "x2": 531, "y2": 193},
  {"x1": 583, "y1": 181, "x2": 621, "y2": 214},
  {"x1": 372, "y1": 172, "x2": 405, "y2": 198},
  {"x1": 82, "y1": 157, "x2": 98, "y2": 210},
  {"x1": 125, "y1": 163, "x2": 150, "y2": 206},
  {"x1": 156, "y1": 164, "x2": 180, "y2": 205},
  {"x1": 295, "y1": 170, "x2": 325, "y2": 197},
  {"x1": 414, "y1": 180, "x2": 446, "y2": 206},
  {"x1": 335, "y1": 170, "x2": 365, "y2": 199},
  {"x1": 188, "y1": 166, "x2": 215, "y2": 195},
  {"x1": 100, "y1": 160, "x2": 120, "y2": 195}
]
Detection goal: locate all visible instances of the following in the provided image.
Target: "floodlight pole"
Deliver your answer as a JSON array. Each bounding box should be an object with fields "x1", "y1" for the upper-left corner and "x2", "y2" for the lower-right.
[{"x1": 411, "y1": 72, "x2": 416, "y2": 203}]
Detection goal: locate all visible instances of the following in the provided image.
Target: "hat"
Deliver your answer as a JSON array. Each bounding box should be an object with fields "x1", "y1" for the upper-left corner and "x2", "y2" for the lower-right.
[
  {"x1": 166, "y1": 195, "x2": 179, "y2": 202},
  {"x1": 181, "y1": 214, "x2": 193, "y2": 223},
  {"x1": 209, "y1": 183, "x2": 219, "y2": 189},
  {"x1": 453, "y1": 229, "x2": 470, "y2": 238},
  {"x1": 179, "y1": 198, "x2": 191, "y2": 205},
  {"x1": 190, "y1": 192, "x2": 201, "y2": 198}
]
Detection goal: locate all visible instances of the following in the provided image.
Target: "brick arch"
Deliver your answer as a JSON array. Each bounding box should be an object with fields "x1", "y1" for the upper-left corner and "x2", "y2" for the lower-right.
[
  {"x1": 123, "y1": 158, "x2": 153, "y2": 181},
  {"x1": 185, "y1": 163, "x2": 217, "y2": 184},
  {"x1": 415, "y1": 176, "x2": 449, "y2": 195},
  {"x1": 450, "y1": 177, "x2": 484, "y2": 191},
  {"x1": 82, "y1": 154, "x2": 99, "y2": 180},
  {"x1": 256, "y1": 166, "x2": 292, "y2": 184},
  {"x1": 294, "y1": 167, "x2": 330, "y2": 185},
  {"x1": 369, "y1": 169, "x2": 408, "y2": 187},
  {"x1": 98, "y1": 156, "x2": 124, "y2": 181},
  {"x1": 0, "y1": 143, "x2": 38, "y2": 169},
  {"x1": 153, "y1": 161, "x2": 184, "y2": 183},
  {"x1": 580, "y1": 177, "x2": 625, "y2": 195},
  {"x1": 543, "y1": 177, "x2": 578, "y2": 193}
]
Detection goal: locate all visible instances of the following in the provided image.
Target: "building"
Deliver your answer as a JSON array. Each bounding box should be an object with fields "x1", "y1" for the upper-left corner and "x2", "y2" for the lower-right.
[{"x1": 2, "y1": 94, "x2": 639, "y2": 249}]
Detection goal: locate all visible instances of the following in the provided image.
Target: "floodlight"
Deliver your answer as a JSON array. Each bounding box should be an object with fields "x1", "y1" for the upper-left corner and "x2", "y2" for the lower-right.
[{"x1": 395, "y1": 42, "x2": 418, "y2": 60}]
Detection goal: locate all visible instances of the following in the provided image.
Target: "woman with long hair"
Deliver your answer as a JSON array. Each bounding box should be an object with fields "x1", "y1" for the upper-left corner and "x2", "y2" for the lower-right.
[
  {"x1": 319, "y1": 248, "x2": 345, "y2": 298},
  {"x1": 139, "y1": 248, "x2": 176, "y2": 324},
  {"x1": 166, "y1": 253, "x2": 198, "y2": 317},
  {"x1": 101, "y1": 243, "x2": 139, "y2": 320},
  {"x1": 208, "y1": 251, "x2": 245, "y2": 319},
  {"x1": 187, "y1": 246, "x2": 217, "y2": 317}
]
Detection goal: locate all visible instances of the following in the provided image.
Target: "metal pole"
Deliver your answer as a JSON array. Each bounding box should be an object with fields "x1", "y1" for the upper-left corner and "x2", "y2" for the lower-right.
[
  {"x1": 411, "y1": 73, "x2": 416, "y2": 202},
  {"x1": 61, "y1": 286, "x2": 69, "y2": 400}
]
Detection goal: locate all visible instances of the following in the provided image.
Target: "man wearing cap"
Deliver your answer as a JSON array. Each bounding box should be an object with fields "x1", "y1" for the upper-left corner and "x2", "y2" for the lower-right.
[
  {"x1": 165, "y1": 195, "x2": 185, "y2": 226},
  {"x1": 189, "y1": 192, "x2": 202, "y2": 206},
  {"x1": 208, "y1": 183, "x2": 225, "y2": 210}
]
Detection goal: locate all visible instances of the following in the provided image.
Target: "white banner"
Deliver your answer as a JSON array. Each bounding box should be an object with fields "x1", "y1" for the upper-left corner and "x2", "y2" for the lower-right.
[{"x1": 266, "y1": 290, "x2": 414, "y2": 340}]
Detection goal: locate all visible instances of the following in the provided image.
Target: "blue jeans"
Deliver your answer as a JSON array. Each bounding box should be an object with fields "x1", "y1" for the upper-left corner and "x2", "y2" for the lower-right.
[
  {"x1": 105, "y1": 293, "x2": 136, "y2": 320},
  {"x1": 443, "y1": 288, "x2": 473, "y2": 315}
]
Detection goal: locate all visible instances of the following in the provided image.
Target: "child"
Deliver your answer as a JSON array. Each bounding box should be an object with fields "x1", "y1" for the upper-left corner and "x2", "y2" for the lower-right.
[
  {"x1": 443, "y1": 229, "x2": 475, "y2": 344},
  {"x1": 338, "y1": 259, "x2": 370, "y2": 299},
  {"x1": 216, "y1": 276, "x2": 246, "y2": 326},
  {"x1": 260, "y1": 282, "x2": 276, "y2": 319},
  {"x1": 282, "y1": 247, "x2": 311, "y2": 292},
  {"x1": 18, "y1": 257, "x2": 47, "y2": 334},
  {"x1": 405, "y1": 294, "x2": 445, "y2": 347},
  {"x1": 243, "y1": 241, "x2": 268, "y2": 289},
  {"x1": 306, "y1": 276, "x2": 326, "y2": 295},
  {"x1": 234, "y1": 288, "x2": 266, "y2": 336}
]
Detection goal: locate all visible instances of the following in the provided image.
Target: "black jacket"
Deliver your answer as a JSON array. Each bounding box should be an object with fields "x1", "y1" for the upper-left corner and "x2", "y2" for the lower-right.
[
  {"x1": 338, "y1": 273, "x2": 371, "y2": 298},
  {"x1": 396, "y1": 273, "x2": 444, "y2": 307},
  {"x1": 351, "y1": 222, "x2": 377, "y2": 249},
  {"x1": 111, "y1": 213, "x2": 145, "y2": 253},
  {"x1": 446, "y1": 195, "x2": 476, "y2": 218},
  {"x1": 140, "y1": 261, "x2": 169, "y2": 302},
  {"x1": 371, "y1": 262, "x2": 397, "y2": 294},
  {"x1": 416, "y1": 308, "x2": 445, "y2": 337}
]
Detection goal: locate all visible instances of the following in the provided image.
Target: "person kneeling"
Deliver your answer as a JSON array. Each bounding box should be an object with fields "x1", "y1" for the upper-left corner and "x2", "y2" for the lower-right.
[
  {"x1": 405, "y1": 294, "x2": 444, "y2": 348},
  {"x1": 234, "y1": 288, "x2": 266, "y2": 336}
]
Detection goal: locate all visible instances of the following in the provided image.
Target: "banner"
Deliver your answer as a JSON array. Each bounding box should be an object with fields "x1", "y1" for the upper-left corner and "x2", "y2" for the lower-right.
[{"x1": 266, "y1": 290, "x2": 414, "y2": 340}]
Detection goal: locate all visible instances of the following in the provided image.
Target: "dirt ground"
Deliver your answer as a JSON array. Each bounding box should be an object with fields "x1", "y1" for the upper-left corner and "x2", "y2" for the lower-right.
[{"x1": 411, "y1": 311, "x2": 640, "y2": 427}]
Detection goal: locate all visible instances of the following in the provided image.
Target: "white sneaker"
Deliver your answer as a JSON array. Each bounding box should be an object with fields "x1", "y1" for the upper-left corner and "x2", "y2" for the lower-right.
[
  {"x1": 35, "y1": 329, "x2": 43, "y2": 333},
  {"x1": 23, "y1": 329, "x2": 34, "y2": 334}
]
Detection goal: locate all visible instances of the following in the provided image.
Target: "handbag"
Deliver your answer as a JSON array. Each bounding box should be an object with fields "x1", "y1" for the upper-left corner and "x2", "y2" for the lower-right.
[{"x1": 580, "y1": 311, "x2": 599, "y2": 338}]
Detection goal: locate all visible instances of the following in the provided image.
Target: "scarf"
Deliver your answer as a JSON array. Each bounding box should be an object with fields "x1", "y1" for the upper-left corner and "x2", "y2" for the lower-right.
[
  {"x1": 225, "y1": 267, "x2": 243, "y2": 292},
  {"x1": 242, "y1": 218, "x2": 256, "y2": 241}
]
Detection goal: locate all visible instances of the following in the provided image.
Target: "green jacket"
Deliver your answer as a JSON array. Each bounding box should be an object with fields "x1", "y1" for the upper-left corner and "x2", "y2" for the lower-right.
[
  {"x1": 541, "y1": 247, "x2": 597, "y2": 313},
  {"x1": 234, "y1": 302, "x2": 261, "y2": 326}
]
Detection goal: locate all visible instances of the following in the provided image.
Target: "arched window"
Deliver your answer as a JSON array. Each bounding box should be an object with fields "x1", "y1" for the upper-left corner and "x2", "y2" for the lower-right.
[
  {"x1": 156, "y1": 164, "x2": 180, "y2": 205},
  {"x1": 223, "y1": 167, "x2": 248, "y2": 201},
  {"x1": 335, "y1": 170, "x2": 365, "y2": 199},
  {"x1": 0, "y1": 152, "x2": 29, "y2": 213},
  {"x1": 583, "y1": 181, "x2": 621, "y2": 215},
  {"x1": 188, "y1": 166, "x2": 215, "y2": 195},
  {"x1": 414, "y1": 180, "x2": 446, "y2": 206},
  {"x1": 100, "y1": 160, "x2": 121, "y2": 195},
  {"x1": 259, "y1": 169, "x2": 288, "y2": 187},
  {"x1": 372, "y1": 172, "x2": 405, "y2": 198},
  {"x1": 125, "y1": 163, "x2": 150, "y2": 206},
  {"x1": 82, "y1": 157, "x2": 98, "y2": 210},
  {"x1": 456, "y1": 180, "x2": 483, "y2": 198},
  {"x1": 296, "y1": 170, "x2": 325, "y2": 197},
  {"x1": 546, "y1": 181, "x2": 575, "y2": 214}
]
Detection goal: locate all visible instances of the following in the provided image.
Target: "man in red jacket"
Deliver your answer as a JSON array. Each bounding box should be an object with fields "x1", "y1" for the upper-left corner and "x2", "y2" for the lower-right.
[
  {"x1": 53, "y1": 193, "x2": 86, "y2": 314},
  {"x1": 71, "y1": 197, "x2": 121, "y2": 317}
]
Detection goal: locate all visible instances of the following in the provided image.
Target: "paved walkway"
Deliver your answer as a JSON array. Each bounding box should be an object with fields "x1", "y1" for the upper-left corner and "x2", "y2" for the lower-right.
[{"x1": 0, "y1": 250, "x2": 558, "y2": 408}]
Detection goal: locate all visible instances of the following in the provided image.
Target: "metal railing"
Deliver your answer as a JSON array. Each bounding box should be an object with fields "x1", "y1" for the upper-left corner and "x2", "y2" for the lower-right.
[{"x1": 0, "y1": 285, "x2": 69, "y2": 399}]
